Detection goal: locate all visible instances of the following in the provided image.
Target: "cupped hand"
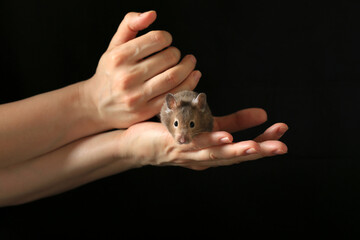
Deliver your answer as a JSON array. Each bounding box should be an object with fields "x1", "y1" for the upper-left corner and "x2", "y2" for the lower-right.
[
  {"x1": 81, "y1": 11, "x2": 200, "y2": 129},
  {"x1": 116, "y1": 108, "x2": 288, "y2": 170}
]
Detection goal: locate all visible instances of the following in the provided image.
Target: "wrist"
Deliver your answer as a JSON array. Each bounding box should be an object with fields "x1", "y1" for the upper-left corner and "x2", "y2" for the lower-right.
[
  {"x1": 76, "y1": 78, "x2": 110, "y2": 132},
  {"x1": 114, "y1": 128, "x2": 150, "y2": 169}
]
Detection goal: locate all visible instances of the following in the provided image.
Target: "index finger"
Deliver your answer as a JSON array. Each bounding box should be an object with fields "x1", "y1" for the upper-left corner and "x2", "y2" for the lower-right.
[{"x1": 108, "y1": 11, "x2": 157, "y2": 50}]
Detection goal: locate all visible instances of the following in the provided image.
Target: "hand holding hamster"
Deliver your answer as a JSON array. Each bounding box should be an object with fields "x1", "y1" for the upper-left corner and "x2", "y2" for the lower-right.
[{"x1": 160, "y1": 90, "x2": 214, "y2": 144}]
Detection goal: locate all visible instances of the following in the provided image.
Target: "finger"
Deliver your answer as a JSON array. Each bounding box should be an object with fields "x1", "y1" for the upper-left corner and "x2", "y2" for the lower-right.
[
  {"x1": 181, "y1": 140, "x2": 260, "y2": 162},
  {"x1": 182, "y1": 140, "x2": 288, "y2": 169},
  {"x1": 253, "y1": 123, "x2": 289, "y2": 142},
  {"x1": 179, "y1": 131, "x2": 233, "y2": 151},
  {"x1": 183, "y1": 153, "x2": 263, "y2": 169},
  {"x1": 258, "y1": 140, "x2": 288, "y2": 156},
  {"x1": 110, "y1": 30, "x2": 173, "y2": 63},
  {"x1": 135, "y1": 46, "x2": 181, "y2": 82},
  {"x1": 213, "y1": 108, "x2": 268, "y2": 133},
  {"x1": 143, "y1": 54, "x2": 197, "y2": 100},
  {"x1": 108, "y1": 11, "x2": 157, "y2": 50},
  {"x1": 146, "y1": 70, "x2": 201, "y2": 111}
]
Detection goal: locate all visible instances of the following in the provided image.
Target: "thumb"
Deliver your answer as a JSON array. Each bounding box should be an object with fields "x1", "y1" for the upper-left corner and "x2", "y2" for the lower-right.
[{"x1": 107, "y1": 10, "x2": 157, "y2": 50}]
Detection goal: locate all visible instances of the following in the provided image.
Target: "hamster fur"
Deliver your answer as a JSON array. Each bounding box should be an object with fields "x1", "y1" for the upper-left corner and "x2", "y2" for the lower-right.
[{"x1": 160, "y1": 90, "x2": 213, "y2": 144}]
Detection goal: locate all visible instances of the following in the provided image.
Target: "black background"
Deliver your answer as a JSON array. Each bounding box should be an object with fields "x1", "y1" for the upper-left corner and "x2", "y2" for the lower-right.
[{"x1": 1, "y1": 0, "x2": 359, "y2": 238}]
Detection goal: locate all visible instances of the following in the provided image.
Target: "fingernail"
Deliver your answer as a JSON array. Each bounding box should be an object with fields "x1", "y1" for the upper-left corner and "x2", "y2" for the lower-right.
[
  {"x1": 220, "y1": 137, "x2": 231, "y2": 143},
  {"x1": 245, "y1": 148, "x2": 257, "y2": 154}
]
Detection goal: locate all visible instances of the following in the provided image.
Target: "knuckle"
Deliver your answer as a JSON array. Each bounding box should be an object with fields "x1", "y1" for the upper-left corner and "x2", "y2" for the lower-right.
[
  {"x1": 246, "y1": 140, "x2": 258, "y2": 148},
  {"x1": 108, "y1": 48, "x2": 128, "y2": 65},
  {"x1": 123, "y1": 12, "x2": 136, "y2": 21},
  {"x1": 164, "y1": 71, "x2": 178, "y2": 86},
  {"x1": 117, "y1": 73, "x2": 136, "y2": 90},
  {"x1": 123, "y1": 93, "x2": 142, "y2": 110},
  {"x1": 240, "y1": 140, "x2": 259, "y2": 155},
  {"x1": 150, "y1": 30, "x2": 172, "y2": 46}
]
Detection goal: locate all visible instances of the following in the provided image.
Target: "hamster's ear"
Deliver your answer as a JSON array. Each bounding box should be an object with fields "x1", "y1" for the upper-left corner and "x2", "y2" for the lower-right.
[
  {"x1": 192, "y1": 93, "x2": 207, "y2": 112},
  {"x1": 165, "y1": 93, "x2": 177, "y2": 110}
]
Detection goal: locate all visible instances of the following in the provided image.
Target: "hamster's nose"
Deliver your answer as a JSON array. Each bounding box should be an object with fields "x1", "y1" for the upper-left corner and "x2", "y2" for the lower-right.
[{"x1": 177, "y1": 136, "x2": 188, "y2": 144}]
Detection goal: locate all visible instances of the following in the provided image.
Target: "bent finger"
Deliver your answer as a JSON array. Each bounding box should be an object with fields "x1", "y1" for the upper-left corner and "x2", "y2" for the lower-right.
[
  {"x1": 108, "y1": 11, "x2": 157, "y2": 50},
  {"x1": 253, "y1": 123, "x2": 289, "y2": 142}
]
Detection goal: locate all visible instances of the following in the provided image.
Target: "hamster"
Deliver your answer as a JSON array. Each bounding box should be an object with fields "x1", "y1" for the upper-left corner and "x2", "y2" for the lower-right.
[{"x1": 160, "y1": 90, "x2": 214, "y2": 144}]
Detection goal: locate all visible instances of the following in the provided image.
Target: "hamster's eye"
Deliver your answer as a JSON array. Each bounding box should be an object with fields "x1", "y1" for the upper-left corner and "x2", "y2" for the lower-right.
[
  {"x1": 189, "y1": 121, "x2": 195, "y2": 128},
  {"x1": 174, "y1": 120, "x2": 179, "y2": 127}
]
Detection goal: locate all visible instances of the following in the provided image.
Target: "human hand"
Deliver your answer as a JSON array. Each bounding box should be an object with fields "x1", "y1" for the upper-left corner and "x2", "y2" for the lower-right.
[
  {"x1": 116, "y1": 108, "x2": 288, "y2": 170},
  {"x1": 81, "y1": 11, "x2": 200, "y2": 129}
]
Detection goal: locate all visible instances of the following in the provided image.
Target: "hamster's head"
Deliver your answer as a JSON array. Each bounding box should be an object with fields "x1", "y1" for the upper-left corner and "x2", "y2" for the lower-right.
[{"x1": 164, "y1": 93, "x2": 209, "y2": 144}]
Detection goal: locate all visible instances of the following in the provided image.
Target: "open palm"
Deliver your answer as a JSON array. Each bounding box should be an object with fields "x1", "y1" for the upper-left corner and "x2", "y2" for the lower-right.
[{"x1": 120, "y1": 108, "x2": 288, "y2": 170}]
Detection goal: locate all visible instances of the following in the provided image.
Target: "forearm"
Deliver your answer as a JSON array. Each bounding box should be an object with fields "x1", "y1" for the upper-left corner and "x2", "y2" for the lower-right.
[
  {"x1": 0, "y1": 81, "x2": 107, "y2": 168},
  {"x1": 0, "y1": 129, "x2": 135, "y2": 207}
]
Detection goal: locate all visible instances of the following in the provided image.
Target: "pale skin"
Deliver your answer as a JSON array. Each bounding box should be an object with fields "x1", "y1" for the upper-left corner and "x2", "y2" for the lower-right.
[{"x1": 0, "y1": 11, "x2": 288, "y2": 206}]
